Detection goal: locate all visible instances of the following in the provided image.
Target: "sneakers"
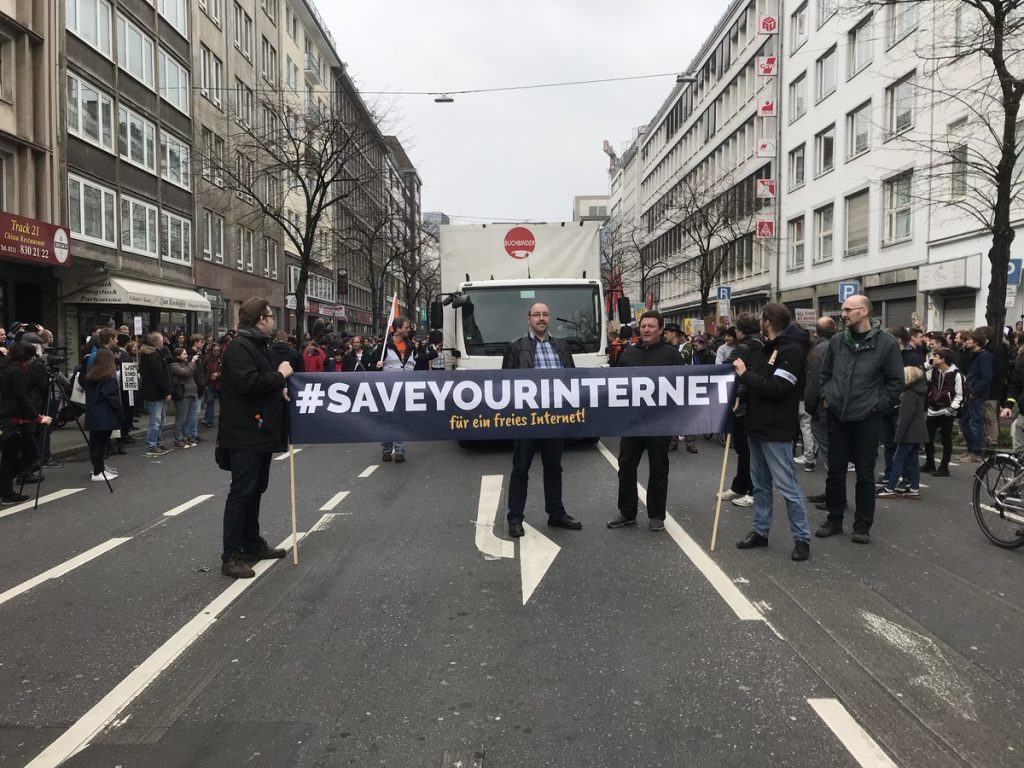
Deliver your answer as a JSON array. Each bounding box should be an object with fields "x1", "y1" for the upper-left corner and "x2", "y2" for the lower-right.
[
  {"x1": 851, "y1": 529, "x2": 871, "y2": 544},
  {"x1": 145, "y1": 446, "x2": 170, "y2": 457},
  {"x1": 686, "y1": 444, "x2": 699, "y2": 454},
  {"x1": 381, "y1": 452, "x2": 393, "y2": 462},
  {"x1": 957, "y1": 452, "x2": 983, "y2": 463},
  {"x1": 932, "y1": 466, "x2": 950, "y2": 477},
  {"x1": 876, "y1": 487, "x2": 897, "y2": 498},
  {"x1": 897, "y1": 488, "x2": 921, "y2": 499},
  {"x1": 717, "y1": 489, "x2": 741, "y2": 501},
  {"x1": 1, "y1": 493, "x2": 30, "y2": 505},
  {"x1": 736, "y1": 531, "x2": 769, "y2": 549},
  {"x1": 221, "y1": 557, "x2": 256, "y2": 579},
  {"x1": 731, "y1": 494, "x2": 754, "y2": 507},
  {"x1": 42, "y1": 458, "x2": 64, "y2": 468},
  {"x1": 791, "y1": 540, "x2": 810, "y2": 561},
  {"x1": 193, "y1": 435, "x2": 207, "y2": 443},
  {"x1": 803, "y1": 461, "x2": 816, "y2": 472},
  {"x1": 90, "y1": 471, "x2": 117, "y2": 482},
  {"x1": 175, "y1": 440, "x2": 193, "y2": 450},
  {"x1": 793, "y1": 455, "x2": 808, "y2": 464},
  {"x1": 394, "y1": 454, "x2": 406, "y2": 463},
  {"x1": 648, "y1": 519, "x2": 665, "y2": 532},
  {"x1": 815, "y1": 519, "x2": 843, "y2": 538},
  {"x1": 607, "y1": 514, "x2": 637, "y2": 528}
]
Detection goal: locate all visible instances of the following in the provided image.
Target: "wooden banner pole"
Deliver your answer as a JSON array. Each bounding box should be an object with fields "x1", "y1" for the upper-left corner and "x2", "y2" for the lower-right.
[{"x1": 710, "y1": 431, "x2": 733, "y2": 552}]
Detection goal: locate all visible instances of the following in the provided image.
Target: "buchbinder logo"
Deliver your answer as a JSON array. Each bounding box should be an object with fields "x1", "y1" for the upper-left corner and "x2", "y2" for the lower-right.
[{"x1": 504, "y1": 226, "x2": 536, "y2": 259}]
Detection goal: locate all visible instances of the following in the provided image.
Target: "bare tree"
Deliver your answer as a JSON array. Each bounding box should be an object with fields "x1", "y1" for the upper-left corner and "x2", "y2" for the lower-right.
[
  {"x1": 196, "y1": 84, "x2": 388, "y2": 334},
  {"x1": 601, "y1": 217, "x2": 649, "y2": 312},
  {"x1": 397, "y1": 223, "x2": 440, "y2": 323}
]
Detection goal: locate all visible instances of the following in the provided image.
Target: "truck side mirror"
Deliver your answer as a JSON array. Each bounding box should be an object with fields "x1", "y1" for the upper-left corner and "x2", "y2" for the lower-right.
[
  {"x1": 617, "y1": 297, "x2": 632, "y2": 325},
  {"x1": 430, "y1": 300, "x2": 444, "y2": 329}
]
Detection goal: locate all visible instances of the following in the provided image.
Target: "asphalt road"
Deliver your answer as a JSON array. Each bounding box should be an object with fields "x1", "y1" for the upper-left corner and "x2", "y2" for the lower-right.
[{"x1": 0, "y1": 430, "x2": 1021, "y2": 767}]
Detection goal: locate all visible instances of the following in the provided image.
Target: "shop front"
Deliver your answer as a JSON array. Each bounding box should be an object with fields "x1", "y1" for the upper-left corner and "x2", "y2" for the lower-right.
[
  {"x1": 0, "y1": 211, "x2": 70, "y2": 332},
  {"x1": 61, "y1": 274, "x2": 212, "y2": 348}
]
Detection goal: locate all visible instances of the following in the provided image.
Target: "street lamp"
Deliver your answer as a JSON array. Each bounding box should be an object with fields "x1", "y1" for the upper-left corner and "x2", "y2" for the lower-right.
[
  {"x1": 434, "y1": 93, "x2": 454, "y2": 103},
  {"x1": 676, "y1": 73, "x2": 697, "y2": 84}
]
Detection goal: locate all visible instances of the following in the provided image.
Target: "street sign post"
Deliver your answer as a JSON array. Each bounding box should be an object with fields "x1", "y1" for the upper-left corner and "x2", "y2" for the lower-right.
[{"x1": 838, "y1": 281, "x2": 861, "y2": 302}]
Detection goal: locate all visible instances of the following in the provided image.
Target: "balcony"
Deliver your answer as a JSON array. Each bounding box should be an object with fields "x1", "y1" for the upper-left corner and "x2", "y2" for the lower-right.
[{"x1": 304, "y1": 52, "x2": 323, "y2": 84}]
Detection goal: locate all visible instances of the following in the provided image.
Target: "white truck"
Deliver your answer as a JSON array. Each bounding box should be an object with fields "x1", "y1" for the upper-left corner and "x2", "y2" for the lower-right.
[{"x1": 432, "y1": 222, "x2": 627, "y2": 370}]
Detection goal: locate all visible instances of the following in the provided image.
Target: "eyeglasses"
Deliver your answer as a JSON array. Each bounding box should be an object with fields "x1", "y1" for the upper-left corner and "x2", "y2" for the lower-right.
[
  {"x1": 261, "y1": 313, "x2": 274, "y2": 321},
  {"x1": 528, "y1": 312, "x2": 550, "y2": 318},
  {"x1": 840, "y1": 306, "x2": 866, "y2": 315}
]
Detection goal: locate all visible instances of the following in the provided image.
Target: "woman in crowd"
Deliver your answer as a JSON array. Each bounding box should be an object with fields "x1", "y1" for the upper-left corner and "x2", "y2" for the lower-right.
[
  {"x1": 201, "y1": 342, "x2": 222, "y2": 427},
  {"x1": 169, "y1": 346, "x2": 199, "y2": 448},
  {"x1": 0, "y1": 342, "x2": 53, "y2": 504},
  {"x1": 83, "y1": 348, "x2": 123, "y2": 481}
]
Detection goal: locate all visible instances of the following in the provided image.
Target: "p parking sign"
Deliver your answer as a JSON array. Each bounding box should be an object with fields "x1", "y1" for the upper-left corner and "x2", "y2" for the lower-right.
[{"x1": 838, "y1": 281, "x2": 860, "y2": 302}]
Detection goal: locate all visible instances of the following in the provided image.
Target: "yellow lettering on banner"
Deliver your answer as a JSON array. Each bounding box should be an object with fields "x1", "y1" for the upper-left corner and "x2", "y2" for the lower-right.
[{"x1": 529, "y1": 409, "x2": 587, "y2": 426}]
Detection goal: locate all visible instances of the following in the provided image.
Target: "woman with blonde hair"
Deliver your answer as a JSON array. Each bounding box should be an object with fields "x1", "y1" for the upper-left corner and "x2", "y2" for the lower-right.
[
  {"x1": 878, "y1": 366, "x2": 928, "y2": 499},
  {"x1": 84, "y1": 348, "x2": 123, "y2": 481}
]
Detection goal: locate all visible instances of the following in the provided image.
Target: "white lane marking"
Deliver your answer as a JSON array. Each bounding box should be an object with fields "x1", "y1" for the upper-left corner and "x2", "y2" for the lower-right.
[
  {"x1": 163, "y1": 494, "x2": 214, "y2": 517},
  {"x1": 0, "y1": 538, "x2": 131, "y2": 607},
  {"x1": 808, "y1": 698, "x2": 898, "y2": 768},
  {"x1": 358, "y1": 465, "x2": 378, "y2": 478},
  {"x1": 596, "y1": 440, "x2": 763, "y2": 623},
  {"x1": 320, "y1": 491, "x2": 349, "y2": 511},
  {"x1": 520, "y1": 523, "x2": 560, "y2": 605},
  {"x1": 309, "y1": 513, "x2": 342, "y2": 532},
  {"x1": 24, "y1": 531, "x2": 310, "y2": 768},
  {"x1": 274, "y1": 448, "x2": 303, "y2": 461},
  {"x1": 475, "y1": 475, "x2": 514, "y2": 560},
  {"x1": 0, "y1": 488, "x2": 85, "y2": 520}
]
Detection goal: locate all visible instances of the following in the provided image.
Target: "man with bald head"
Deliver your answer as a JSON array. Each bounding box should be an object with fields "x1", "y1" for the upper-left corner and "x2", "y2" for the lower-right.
[
  {"x1": 502, "y1": 302, "x2": 580, "y2": 538},
  {"x1": 817, "y1": 294, "x2": 903, "y2": 544}
]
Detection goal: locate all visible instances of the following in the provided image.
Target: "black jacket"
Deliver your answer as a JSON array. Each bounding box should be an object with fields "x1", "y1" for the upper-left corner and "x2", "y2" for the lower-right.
[
  {"x1": 138, "y1": 345, "x2": 172, "y2": 401},
  {"x1": 84, "y1": 376, "x2": 124, "y2": 431},
  {"x1": 0, "y1": 363, "x2": 42, "y2": 423},
  {"x1": 726, "y1": 334, "x2": 764, "y2": 417},
  {"x1": 895, "y1": 376, "x2": 928, "y2": 444},
  {"x1": 217, "y1": 328, "x2": 287, "y2": 453},
  {"x1": 820, "y1": 325, "x2": 903, "y2": 422},
  {"x1": 739, "y1": 323, "x2": 809, "y2": 442},
  {"x1": 502, "y1": 333, "x2": 575, "y2": 370},
  {"x1": 342, "y1": 349, "x2": 372, "y2": 372},
  {"x1": 803, "y1": 333, "x2": 832, "y2": 416},
  {"x1": 615, "y1": 338, "x2": 685, "y2": 368},
  {"x1": 269, "y1": 341, "x2": 304, "y2": 373}
]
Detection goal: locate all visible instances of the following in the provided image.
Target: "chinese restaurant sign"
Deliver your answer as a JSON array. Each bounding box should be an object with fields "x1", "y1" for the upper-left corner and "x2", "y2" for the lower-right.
[{"x1": 0, "y1": 212, "x2": 71, "y2": 267}]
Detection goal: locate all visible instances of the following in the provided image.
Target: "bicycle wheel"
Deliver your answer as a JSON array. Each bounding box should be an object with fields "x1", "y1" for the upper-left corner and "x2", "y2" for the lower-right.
[{"x1": 972, "y1": 455, "x2": 1024, "y2": 548}]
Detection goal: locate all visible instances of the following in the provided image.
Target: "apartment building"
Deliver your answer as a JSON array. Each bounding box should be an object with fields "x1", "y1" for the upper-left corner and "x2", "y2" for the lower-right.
[
  {"x1": 638, "y1": 0, "x2": 778, "y2": 326},
  {"x1": 607, "y1": 129, "x2": 645, "y2": 305},
  {"x1": 0, "y1": 0, "x2": 62, "y2": 331}
]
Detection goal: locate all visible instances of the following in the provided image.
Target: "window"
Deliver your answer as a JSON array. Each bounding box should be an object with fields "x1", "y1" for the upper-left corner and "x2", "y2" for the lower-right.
[
  {"x1": 789, "y1": 144, "x2": 806, "y2": 189},
  {"x1": 886, "y1": 0, "x2": 917, "y2": 47},
  {"x1": 845, "y1": 190, "x2": 869, "y2": 257},
  {"x1": 262, "y1": 0, "x2": 278, "y2": 21},
  {"x1": 160, "y1": 132, "x2": 190, "y2": 188},
  {"x1": 286, "y1": 57, "x2": 299, "y2": 90},
  {"x1": 815, "y1": 125, "x2": 835, "y2": 175},
  {"x1": 847, "y1": 101, "x2": 871, "y2": 158},
  {"x1": 116, "y1": 15, "x2": 154, "y2": 88},
  {"x1": 286, "y1": 7, "x2": 298, "y2": 40},
  {"x1": 950, "y1": 144, "x2": 968, "y2": 198},
  {"x1": 954, "y1": 4, "x2": 969, "y2": 54},
  {"x1": 236, "y1": 225, "x2": 254, "y2": 271},
  {"x1": 201, "y1": 209, "x2": 224, "y2": 263},
  {"x1": 261, "y1": 37, "x2": 277, "y2": 84},
  {"x1": 160, "y1": 210, "x2": 192, "y2": 264},
  {"x1": 884, "y1": 172, "x2": 912, "y2": 243},
  {"x1": 118, "y1": 106, "x2": 156, "y2": 172},
  {"x1": 816, "y1": 0, "x2": 837, "y2": 26},
  {"x1": 790, "y1": 3, "x2": 808, "y2": 52},
  {"x1": 158, "y1": 0, "x2": 188, "y2": 38},
  {"x1": 816, "y1": 47, "x2": 837, "y2": 101},
  {"x1": 263, "y1": 236, "x2": 278, "y2": 278},
  {"x1": 200, "y1": 45, "x2": 223, "y2": 106},
  {"x1": 788, "y1": 216, "x2": 805, "y2": 270},
  {"x1": 233, "y1": 3, "x2": 253, "y2": 59},
  {"x1": 68, "y1": 174, "x2": 116, "y2": 246},
  {"x1": 264, "y1": 174, "x2": 280, "y2": 203},
  {"x1": 66, "y1": 0, "x2": 112, "y2": 57},
  {"x1": 1015, "y1": 118, "x2": 1023, "y2": 159},
  {"x1": 848, "y1": 15, "x2": 872, "y2": 76},
  {"x1": 67, "y1": 73, "x2": 114, "y2": 152},
  {"x1": 236, "y1": 152, "x2": 254, "y2": 201},
  {"x1": 234, "y1": 78, "x2": 253, "y2": 126},
  {"x1": 886, "y1": 72, "x2": 915, "y2": 136},
  {"x1": 814, "y1": 204, "x2": 834, "y2": 263},
  {"x1": 789, "y1": 73, "x2": 806, "y2": 122},
  {"x1": 200, "y1": 126, "x2": 225, "y2": 185},
  {"x1": 158, "y1": 50, "x2": 189, "y2": 114},
  {"x1": 199, "y1": 0, "x2": 222, "y2": 24},
  {"x1": 120, "y1": 195, "x2": 158, "y2": 257}
]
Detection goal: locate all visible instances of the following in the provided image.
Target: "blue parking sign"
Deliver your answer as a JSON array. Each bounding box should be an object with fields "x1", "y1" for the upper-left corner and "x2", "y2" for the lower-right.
[
  {"x1": 838, "y1": 281, "x2": 860, "y2": 302},
  {"x1": 1008, "y1": 259, "x2": 1022, "y2": 286},
  {"x1": 717, "y1": 286, "x2": 731, "y2": 301}
]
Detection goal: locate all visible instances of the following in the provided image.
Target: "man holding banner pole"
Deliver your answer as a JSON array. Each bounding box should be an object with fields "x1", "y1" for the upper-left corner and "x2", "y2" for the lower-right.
[
  {"x1": 372, "y1": 314, "x2": 422, "y2": 463},
  {"x1": 502, "y1": 302, "x2": 581, "y2": 538}
]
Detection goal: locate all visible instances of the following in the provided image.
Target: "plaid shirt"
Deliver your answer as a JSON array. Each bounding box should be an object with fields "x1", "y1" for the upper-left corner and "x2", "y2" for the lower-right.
[{"x1": 531, "y1": 332, "x2": 563, "y2": 369}]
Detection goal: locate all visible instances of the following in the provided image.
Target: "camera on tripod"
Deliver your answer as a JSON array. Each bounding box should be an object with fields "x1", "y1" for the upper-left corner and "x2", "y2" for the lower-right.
[{"x1": 44, "y1": 346, "x2": 69, "y2": 377}]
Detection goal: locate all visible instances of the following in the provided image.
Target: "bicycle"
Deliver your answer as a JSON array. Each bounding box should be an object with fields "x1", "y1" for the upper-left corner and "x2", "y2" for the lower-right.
[{"x1": 971, "y1": 451, "x2": 1024, "y2": 548}]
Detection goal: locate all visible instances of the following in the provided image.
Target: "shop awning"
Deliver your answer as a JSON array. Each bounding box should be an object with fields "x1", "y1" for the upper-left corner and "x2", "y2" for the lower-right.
[{"x1": 63, "y1": 276, "x2": 212, "y2": 313}]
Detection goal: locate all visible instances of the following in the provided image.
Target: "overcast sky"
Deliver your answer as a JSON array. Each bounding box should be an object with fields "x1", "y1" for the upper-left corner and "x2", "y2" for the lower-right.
[{"x1": 323, "y1": 0, "x2": 729, "y2": 223}]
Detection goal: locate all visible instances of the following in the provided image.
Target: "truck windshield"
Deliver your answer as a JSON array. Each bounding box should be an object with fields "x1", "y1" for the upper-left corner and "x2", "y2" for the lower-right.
[{"x1": 461, "y1": 285, "x2": 602, "y2": 355}]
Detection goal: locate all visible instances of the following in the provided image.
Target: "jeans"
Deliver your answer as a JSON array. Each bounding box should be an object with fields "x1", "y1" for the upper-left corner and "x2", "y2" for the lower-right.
[
  {"x1": 617, "y1": 436, "x2": 671, "y2": 520},
  {"x1": 798, "y1": 403, "x2": 815, "y2": 462},
  {"x1": 222, "y1": 449, "x2": 272, "y2": 560},
  {"x1": 203, "y1": 388, "x2": 220, "y2": 423},
  {"x1": 381, "y1": 440, "x2": 406, "y2": 456},
  {"x1": 825, "y1": 410, "x2": 882, "y2": 532},
  {"x1": 810, "y1": 412, "x2": 829, "y2": 470},
  {"x1": 886, "y1": 442, "x2": 920, "y2": 491},
  {"x1": 958, "y1": 398, "x2": 985, "y2": 454},
  {"x1": 507, "y1": 438, "x2": 566, "y2": 523},
  {"x1": 924, "y1": 414, "x2": 954, "y2": 468},
  {"x1": 728, "y1": 415, "x2": 752, "y2": 495},
  {"x1": 173, "y1": 397, "x2": 197, "y2": 443},
  {"x1": 145, "y1": 399, "x2": 165, "y2": 449},
  {"x1": 1013, "y1": 413, "x2": 1024, "y2": 453},
  {"x1": 748, "y1": 436, "x2": 810, "y2": 541},
  {"x1": 188, "y1": 394, "x2": 201, "y2": 439}
]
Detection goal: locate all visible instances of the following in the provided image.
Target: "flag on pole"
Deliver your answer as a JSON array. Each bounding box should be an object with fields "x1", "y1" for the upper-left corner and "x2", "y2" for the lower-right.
[{"x1": 380, "y1": 293, "x2": 399, "y2": 365}]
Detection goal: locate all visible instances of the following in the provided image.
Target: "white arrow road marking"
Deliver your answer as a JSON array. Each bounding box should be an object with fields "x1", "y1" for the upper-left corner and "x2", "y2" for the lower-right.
[
  {"x1": 475, "y1": 475, "x2": 513, "y2": 560},
  {"x1": 808, "y1": 698, "x2": 898, "y2": 768},
  {"x1": 519, "y1": 523, "x2": 560, "y2": 605}
]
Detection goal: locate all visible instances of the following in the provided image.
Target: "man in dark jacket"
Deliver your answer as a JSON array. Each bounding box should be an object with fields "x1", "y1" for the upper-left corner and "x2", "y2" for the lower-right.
[
  {"x1": 607, "y1": 311, "x2": 683, "y2": 532},
  {"x1": 139, "y1": 332, "x2": 173, "y2": 457},
  {"x1": 502, "y1": 302, "x2": 580, "y2": 538},
  {"x1": 733, "y1": 304, "x2": 812, "y2": 561},
  {"x1": 341, "y1": 335, "x2": 371, "y2": 372},
  {"x1": 269, "y1": 330, "x2": 304, "y2": 374},
  {"x1": 803, "y1": 316, "x2": 837, "y2": 505},
  {"x1": 218, "y1": 297, "x2": 294, "y2": 579},
  {"x1": 817, "y1": 294, "x2": 903, "y2": 543},
  {"x1": 958, "y1": 330, "x2": 992, "y2": 461},
  {"x1": 718, "y1": 313, "x2": 763, "y2": 507}
]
